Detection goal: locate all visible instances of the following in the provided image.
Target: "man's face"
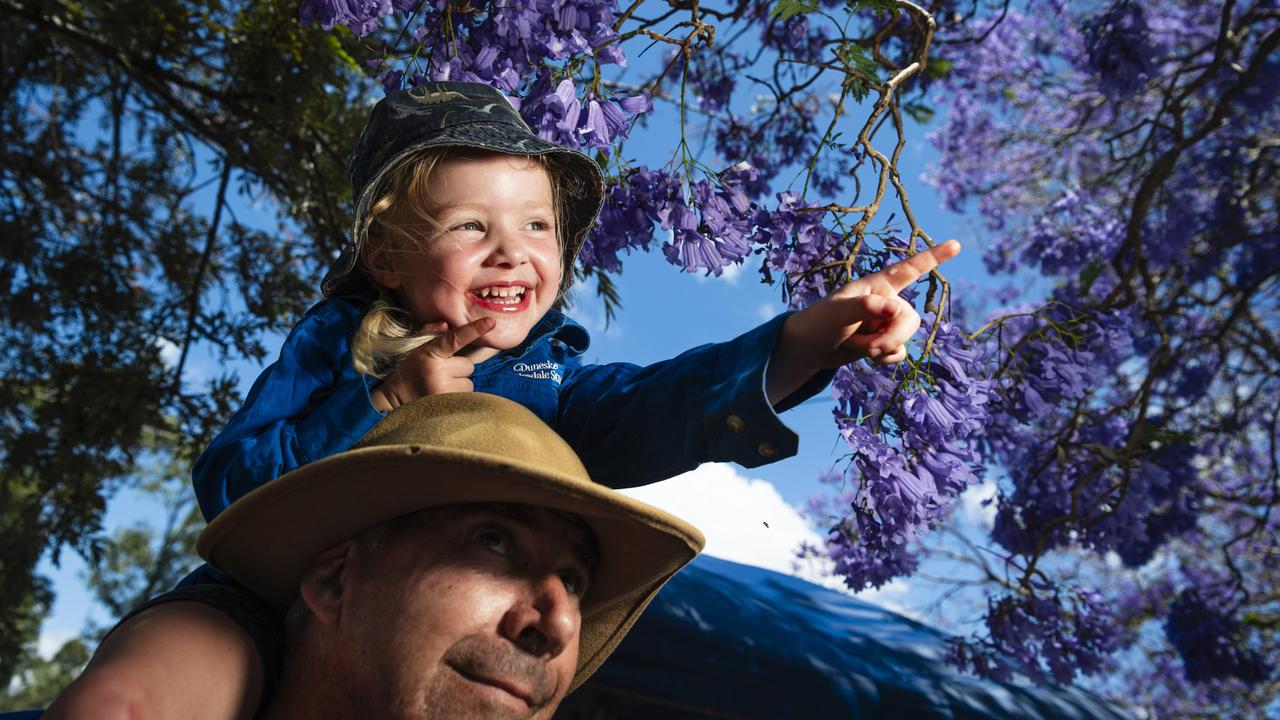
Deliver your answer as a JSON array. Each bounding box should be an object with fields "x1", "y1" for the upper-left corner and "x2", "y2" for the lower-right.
[{"x1": 335, "y1": 504, "x2": 596, "y2": 719}]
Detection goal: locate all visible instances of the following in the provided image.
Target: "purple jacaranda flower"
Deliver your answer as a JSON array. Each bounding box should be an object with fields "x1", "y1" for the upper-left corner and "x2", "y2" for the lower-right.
[
  {"x1": 581, "y1": 166, "x2": 680, "y2": 273},
  {"x1": 380, "y1": 68, "x2": 404, "y2": 94},
  {"x1": 553, "y1": 79, "x2": 581, "y2": 132},
  {"x1": 581, "y1": 99, "x2": 608, "y2": 148},
  {"x1": 954, "y1": 586, "x2": 1121, "y2": 685},
  {"x1": 1166, "y1": 589, "x2": 1274, "y2": 686},
  {"x1": 1082, "y1": 1, "x2": 1157, "y2": 98},
  {"x1": 300, "y1": 0, "x2": 396, "y2": 35},
  {"x1": 617, "y1": 93, "x2": 652, "y2": 116}
]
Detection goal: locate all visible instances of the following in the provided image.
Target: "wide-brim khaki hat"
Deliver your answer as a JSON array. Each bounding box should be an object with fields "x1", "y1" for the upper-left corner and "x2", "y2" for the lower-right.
[{"x1": 196, "y1": 392, "x2": 703, "y2": 689}]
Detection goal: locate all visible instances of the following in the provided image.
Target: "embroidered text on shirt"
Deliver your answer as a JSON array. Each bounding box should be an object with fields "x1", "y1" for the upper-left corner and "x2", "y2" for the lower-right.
[{"x1": 513, "y1": 361, "x2": 562, "y2": 384}]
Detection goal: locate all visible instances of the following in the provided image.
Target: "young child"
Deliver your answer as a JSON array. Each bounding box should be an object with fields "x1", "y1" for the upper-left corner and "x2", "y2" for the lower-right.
[{"x1": 47, "y1": 82, "x2": 960, "y2": 719}]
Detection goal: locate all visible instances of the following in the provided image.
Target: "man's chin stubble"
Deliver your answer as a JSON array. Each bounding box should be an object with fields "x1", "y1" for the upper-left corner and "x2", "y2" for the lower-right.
[{"x1": 439, "y1": 634, "x2": 561, "y2": 713}]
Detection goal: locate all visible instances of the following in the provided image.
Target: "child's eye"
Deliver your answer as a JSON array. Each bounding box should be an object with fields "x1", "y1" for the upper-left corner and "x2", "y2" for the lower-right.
[
  {"x1": 453, "y1": 220, "x2": 484, "y2": 232},
  {"x1": 524, "y1": 220, "x2": 551, "y2": 232}
]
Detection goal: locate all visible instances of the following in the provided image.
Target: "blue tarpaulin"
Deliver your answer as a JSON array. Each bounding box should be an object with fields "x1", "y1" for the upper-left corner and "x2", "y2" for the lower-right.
[
  {"x1": 3, "y1": 556, "x2": 1132, "y2": 719},
  {"x1": 556, "y1": 555, "x2": 1132, "y2": 719}
]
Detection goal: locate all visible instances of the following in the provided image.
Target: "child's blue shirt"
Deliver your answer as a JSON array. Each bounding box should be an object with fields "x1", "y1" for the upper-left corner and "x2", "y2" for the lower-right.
[{"x1": 193, "y1": 295, "x2": 832, "y2": 522}]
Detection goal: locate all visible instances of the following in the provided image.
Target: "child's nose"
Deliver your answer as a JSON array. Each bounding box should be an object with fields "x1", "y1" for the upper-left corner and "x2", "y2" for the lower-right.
[{"x1": 485, "y1": 226, "x2": 529, "y2": 267}]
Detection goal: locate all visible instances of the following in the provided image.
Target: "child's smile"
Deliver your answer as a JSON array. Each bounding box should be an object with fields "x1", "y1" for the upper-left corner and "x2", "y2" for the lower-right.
[
  {"x1": 374, "y1": 154, "x2": 562, "y2": 362},
  {"x1": 470, "y1": 283, "x2": 531, "y2": 311}
]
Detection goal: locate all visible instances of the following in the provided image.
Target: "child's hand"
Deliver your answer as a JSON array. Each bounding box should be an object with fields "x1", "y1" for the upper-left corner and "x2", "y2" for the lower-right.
[
  {"x1": 766, "y1": 240, "x2": 962, "y2": 405},
  {"x1": 370, "y1": 317, "x2": 496, "y2": 412}
]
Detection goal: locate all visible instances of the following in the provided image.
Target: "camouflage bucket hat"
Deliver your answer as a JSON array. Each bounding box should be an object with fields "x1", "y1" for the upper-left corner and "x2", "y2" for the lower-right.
[{"x1": 322, "y1": 82, "x2": 606, "y2": 298}]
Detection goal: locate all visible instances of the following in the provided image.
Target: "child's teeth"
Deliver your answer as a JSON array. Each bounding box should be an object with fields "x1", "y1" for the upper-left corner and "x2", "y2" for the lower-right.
[{"x1": 477, "y1": 286, "x2": 525, "y2": 302}]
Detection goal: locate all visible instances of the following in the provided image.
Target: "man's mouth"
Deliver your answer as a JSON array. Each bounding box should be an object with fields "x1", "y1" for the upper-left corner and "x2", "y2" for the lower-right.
[
  {"x1": 453, "y1": 666, "x2": 536, "y2": 709},
  {"x1": 470, "y1": 285, "x2": 530, "y2": 313}
]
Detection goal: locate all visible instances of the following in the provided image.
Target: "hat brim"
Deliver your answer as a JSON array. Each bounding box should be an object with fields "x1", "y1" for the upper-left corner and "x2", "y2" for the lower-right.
[{"x1": 197, "y1": 441, "x2": 702, "y2": 689}]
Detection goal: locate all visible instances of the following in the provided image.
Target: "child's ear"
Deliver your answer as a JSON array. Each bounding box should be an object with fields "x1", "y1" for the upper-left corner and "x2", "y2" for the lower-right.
[
  {"x1": 363, "y1": 246, "x2": 402, "y2": 290},
  {"x1": 297, "y1": 539, "x2": 357, "y2": 626}
]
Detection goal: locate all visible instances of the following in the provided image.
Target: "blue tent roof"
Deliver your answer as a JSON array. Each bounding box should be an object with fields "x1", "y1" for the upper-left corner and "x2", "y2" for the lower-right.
[{"x1": 556, "y1": 555, "x2": 1131, "y2": 719}]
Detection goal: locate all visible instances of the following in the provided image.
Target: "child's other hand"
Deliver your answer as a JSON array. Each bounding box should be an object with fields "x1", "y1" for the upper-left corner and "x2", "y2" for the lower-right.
[
  {"x1": 766, "y1": 240, "x2": 961, "y2": 405},
  {"x1": 370, "y1": 317, "x2": 496, "y2": 412}
]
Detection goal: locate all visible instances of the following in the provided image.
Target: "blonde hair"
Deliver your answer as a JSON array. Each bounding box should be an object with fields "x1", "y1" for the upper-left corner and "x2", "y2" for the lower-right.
[{"x1": 350, "y1": 150, "x2": 570, "y2": 378}]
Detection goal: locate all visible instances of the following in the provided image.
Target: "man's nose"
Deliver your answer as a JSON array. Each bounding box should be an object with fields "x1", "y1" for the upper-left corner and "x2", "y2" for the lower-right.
[{"x1": 500, "y1": 573, "x2": 579, "y2": 659}]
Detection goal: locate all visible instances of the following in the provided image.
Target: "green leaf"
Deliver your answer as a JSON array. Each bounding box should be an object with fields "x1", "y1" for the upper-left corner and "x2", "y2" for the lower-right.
[
  {"x1": 837, "y1": 41, "x2": 879, "y2": 102},
  {"x1": 925, "y1": 57, "x2": 953, "y2": 80},
  {"x1": 847, "y1": 0, "x2": 898, "y2": 13},
  {"x1": 903, "y1": 101, "x2": 935, "y2": 124},
  {"x1": 770, "y1": 0, "x2": 819, "y2": 21}
]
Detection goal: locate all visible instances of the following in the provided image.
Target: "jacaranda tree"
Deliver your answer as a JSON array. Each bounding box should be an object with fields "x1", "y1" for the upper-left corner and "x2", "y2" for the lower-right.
[
  {"x1": 295, "y1": 0, "x2": 1275, "y2": 715},
  {"x1": 4, "y1": 0, "x2": 1275, "y2": 716}
]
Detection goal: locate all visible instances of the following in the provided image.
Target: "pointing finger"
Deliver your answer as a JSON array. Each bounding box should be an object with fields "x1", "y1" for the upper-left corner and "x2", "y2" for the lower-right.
[
  {"x1": 875, "y1": 239, "x2": 961, "y2": 292},
  {"x1": 425, "y1": 317, "x2": 497, "y2": 359},
  {"x1": 416, "y1": 320, "x2": 449, "y2": 337}
]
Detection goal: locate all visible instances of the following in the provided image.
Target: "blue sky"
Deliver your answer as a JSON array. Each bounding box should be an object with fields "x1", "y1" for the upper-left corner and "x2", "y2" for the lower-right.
[{"x1": 33, "y1": 55, "x2": 1005, "y2": 656}]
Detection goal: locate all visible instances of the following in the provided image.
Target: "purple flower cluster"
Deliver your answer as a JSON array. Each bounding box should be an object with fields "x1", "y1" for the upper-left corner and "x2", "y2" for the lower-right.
[
  {"x1": 302, "y1": 0, "x2": 652, "y2": 159},
  {"x1": 661, "y1": 166, "x2": 757, "y2": 276},
  {"x1": 1081, "y1": 1, "x2": 1158, "y2": 98},
  {"x1": 929, "y1": 0, "x2": 1279, "y2": 700},
  {"x1": 991, "y1": 189, "x2": 1124, "y2": 277},
  {"x1": 952, "y1": 586, "x2": 1122, "y2": 684},
  {"x1": 979, "y1": 303, "x2": 1205, "y2": 566},
  {"x1": 750, "y1": 192, "x2": 849, "y2": 309},
  {"x1": 1165, "y1": 589, "x2": 1273, "y2": 685},
  {"x1": 812, "y1": 321, "x2": 992, "y2": 590},
  {"x1": 585, "y1": 163, "x2": 760, "y2": 277},
  {"x1": 581, "y1": 166, "x2": 678, "y2": 273},
  {"x1": 299, "y1": 0, "x2": 416, "y2": 36},
  {"x1": 714, "y1": 101, "x2": 826, "y2": 198},
  {"x1": 520, "y1": 77, "x2": 651, "y2": 150}
]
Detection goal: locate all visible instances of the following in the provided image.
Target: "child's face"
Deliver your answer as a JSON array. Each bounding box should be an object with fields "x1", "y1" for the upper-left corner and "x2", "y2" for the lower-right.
[{"x1": 379, "y1": 154, "x2": 562, "y2": 360}]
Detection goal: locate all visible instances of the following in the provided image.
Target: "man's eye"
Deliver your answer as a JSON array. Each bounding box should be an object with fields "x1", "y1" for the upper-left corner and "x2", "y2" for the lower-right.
[
  {"x1": 477, "y1": 530, "x2": 510, "y2": 555},
  {"x1": 560, "y1": 570, "x2": 587, "y2": 596}
]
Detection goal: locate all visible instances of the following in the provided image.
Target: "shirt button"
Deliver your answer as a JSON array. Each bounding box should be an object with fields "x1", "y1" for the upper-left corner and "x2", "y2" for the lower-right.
[
  {"x1": 725, "y1": 414, "x2": 746, "y2": 434},
  {"x1": 757, "y1": 441, "x2": 779, "y2": 459}
]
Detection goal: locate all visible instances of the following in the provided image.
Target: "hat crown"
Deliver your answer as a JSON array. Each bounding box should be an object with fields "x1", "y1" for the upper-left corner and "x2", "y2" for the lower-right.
[
  {"x1": 354, "y1": 392, "x2": 590, "y2": 481},
  {"x1": 347, "y1": 82, "x2": 532, "y2": 196}
]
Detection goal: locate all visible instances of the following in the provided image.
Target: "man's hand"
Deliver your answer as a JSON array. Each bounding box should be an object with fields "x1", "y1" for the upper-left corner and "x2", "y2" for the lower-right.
[
  {"x1": 766, "y1": 240, "x2": 962, "y2": 405},
  {"x1": 370, "y1": 317, "x2": 496, "y2": 412}
]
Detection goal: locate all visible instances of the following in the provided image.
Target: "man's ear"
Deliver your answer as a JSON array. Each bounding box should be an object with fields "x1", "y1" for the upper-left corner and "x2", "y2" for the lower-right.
[
  {"x1": 364, "y1": 246, "x2": 402, "y2": 290},
  {"x1": 297, "y1": 540, "x2": 357, "y2": 626}
]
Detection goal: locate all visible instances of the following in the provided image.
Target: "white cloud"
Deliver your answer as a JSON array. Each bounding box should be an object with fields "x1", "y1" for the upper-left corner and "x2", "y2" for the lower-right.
[
  {"x1": 718, "y1": 261, "x2": 743, "y2": 285},
  {"x1": 155, "y1": 337, "x2": 180, "y2": 369},
  {"x1": 958, "y1": 478, "x2": 999, "y2": 530},
  {"x1": 756, "y1": 302, "x2": 779, "y2": 323},
  {"x1": 618, "y1": 463, "x2": 838, "y2": 587},
  {"x1": 692, "y1": 259, "x2": 743, "y2": 285},
  {"x1": 618, "y1": 464, "x2": 935, "y2": 621},
  {"x1": 854, "y1": 577, "x2": 925, "y2": 622}
]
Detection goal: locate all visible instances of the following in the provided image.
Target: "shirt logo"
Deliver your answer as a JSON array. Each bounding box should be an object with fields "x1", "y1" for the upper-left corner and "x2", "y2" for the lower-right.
[{"x1": 513, "y1": 361, "x2": 562, "y2": 384}]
